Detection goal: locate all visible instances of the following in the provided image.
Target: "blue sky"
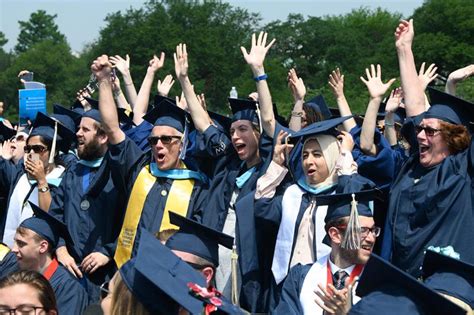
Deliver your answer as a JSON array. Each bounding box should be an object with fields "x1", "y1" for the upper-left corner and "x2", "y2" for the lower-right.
[{"x1": 0, "y1": 0, "x2": 423, "y2": 53}]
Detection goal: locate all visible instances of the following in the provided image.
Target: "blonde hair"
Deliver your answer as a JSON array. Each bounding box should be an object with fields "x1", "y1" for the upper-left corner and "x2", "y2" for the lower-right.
[{"x1": 111, "y1": 273, "x2": 151, "y2": 315}]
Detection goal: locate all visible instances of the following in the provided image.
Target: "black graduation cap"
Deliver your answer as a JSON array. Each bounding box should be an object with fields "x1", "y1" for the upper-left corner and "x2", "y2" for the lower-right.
[
  {"x1": 229, "y1": 98, "x2": 259, "y2": 124},
  {"x1": 53, "y1": 104, "x2": 82, "y2": 129},
  {"x1": 323, "y1": 189, "x2": 380, "y2": 224},
  {"x1": 120, "y1": 229, "x2": 206, "y2": 314},
  {"x1": 352, "y1": 254, "x2": 467, "y2": 315},
  {"x1": 393, "y1": 107, "x2": 406, "y2": 125},
  {"x1": 117, "y1": 108, "x2": 135, "y2": 127},
  {"x1": 165, "y1": 212, "x2": 234, "y2": 267},
  {"x1": 83, "y1": 96, "x2": 99, "y2": 110},
  {"x1": 0, "y1": 122, "x2": 16, "y2": 142},
  {"x1": 208, "y1": 110, "x2": 232, "y2": 133},
  {"x1": 19, "y1": 201, "x2": 74, "y2": 249},
  {"x1": 305, "y1": 94, "x2": 332, "y2": 121},
  {"x1": 30, "y1": 112, "x2": 76, "y2": 159},
  {"x1": 155, "y1": 94, "x2": 177, "y2": 106},
  {"x1": 422, "y1": 249, "x2": 474, "y2": 309},
  {"x1": 143, "y1": 95, "x2": 189, "y2": 133},
  {"x1": 426, "y1": 86, "x2": 474, "y2": 126}
]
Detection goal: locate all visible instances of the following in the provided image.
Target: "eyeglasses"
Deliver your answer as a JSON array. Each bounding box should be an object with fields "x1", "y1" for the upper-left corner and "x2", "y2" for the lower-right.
[
  {"x1": 100, "y1": 281, "x2": 110, "y2": 300},
  {"x1": 415, "y1": 125, "x2": 442, "y2": 137},
  {"x1": 335, "y1": 225, "x2": 381, "y2": 238},
  {"x1": 0, "y1": 305, "x2": 45, "y2": 315},
  {"x1": 24, "y1": 145, "x2": 48, "y2": 154},
  {"x1": 360, "y1": 226, "x2": 381, "y2": 238},
  {"x1": 147, "y1": 135, "x2": 182, "y2": 146}
]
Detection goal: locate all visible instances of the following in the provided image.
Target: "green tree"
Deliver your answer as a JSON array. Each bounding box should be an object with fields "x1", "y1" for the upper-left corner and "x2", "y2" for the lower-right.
[
  {"x1": 15, "y1": 10, "x2": 67, "y2": 54},
  {"x1": 0, "y1": 32, "x2": 7, "y2": 48}
]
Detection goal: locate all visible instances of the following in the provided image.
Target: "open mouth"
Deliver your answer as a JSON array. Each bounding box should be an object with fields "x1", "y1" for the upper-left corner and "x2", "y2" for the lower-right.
[
  {"x1": 156, "y1": 153, "x2": 166, "y2": 162},
  {"x1": 360, "y1": 244, "x2": 372, "y2": 253},
  {"x1": 419, "y1": 145, "x2": 429, "y2": 155},
  {"x1": 234, "y1": 143, "x2": 246, "y2": 153},
  {"x1": 307, "y1": 169, "x2": 316, "y2": 176}
]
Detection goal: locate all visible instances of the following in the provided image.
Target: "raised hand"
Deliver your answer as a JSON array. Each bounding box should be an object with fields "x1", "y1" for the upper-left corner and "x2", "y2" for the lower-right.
[
  {"x1": 109, "y1": 54, "x2": 130, "y2": 75},
  {"x1": 157, "y1": 74, "x2": 175, "y2": 97},
  {"x1": 337, "y1": 130, "x2": 355, "y2": 152},
  {"x1": 385, "y1": 87, "x2": 404, "y2": 113},
  {"x1": 174, "y1": 43, "x2": 189, "y2": 80},
  {"x1": 273, "y1": 130, "x2": 294, "y2": 166},
  {"x1": 91, "y1": 55, "x2": 113, "y2": 82},
  {"x1": 328, "y1": 68, "x2": 345, "y2": 99},
  {"x1": 447, "y1": 64, "x2": 474, "y2": 84},
  {"x1": 147, "y1": 52, "x2": 165, "y2": 73},
  {"x1": 176, "y1": 91, "x2": 189, "y2": 113},
  {"x1": 288, "y1": 68, "x2": 306, "y2": 102},
  {"x1": 240, "y1": 31, "x2": 276, "y2": 76},
  {"x1": 360, "y1": 64, "x2": 396, "y2": 99},
  {"x1": 395, "y1": 19, "x2": 414, "y2": 49},
  {"x1": 0, "y1": 139, "x2": 13, "y2": 160},
  {"x1": 418, "y1": 62, "x2": 438, "y2": 91}
]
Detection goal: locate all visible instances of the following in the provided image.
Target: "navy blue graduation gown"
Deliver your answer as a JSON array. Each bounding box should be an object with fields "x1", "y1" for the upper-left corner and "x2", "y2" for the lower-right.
[
  {"x1": 49, "y1": 264, "x2": 89, "y2": 315},
  {"x1": 271, "y1": 263, "x2": 312, "y2": 315},
  {"x1": 0, "y1": 251, "x2": 18, "y2": 279},
  {"x1": 108, "y1": 137, "x2": 208, "y2": 257},
  {"x1": 382, "y1": 137, "x2": 474, "y2": 278},
  {"x1": 0, "y1": 158, "x2": 24, "y2": 240},
  {"x1": 123, "y1": 121, "x2": 153, "y2": 153},
  {"x1": 49, "y1": 153, "x2": 124, "y2": 302},
  {"x1": 349, "y1": 126, "x2": 397, "y2": 190}
]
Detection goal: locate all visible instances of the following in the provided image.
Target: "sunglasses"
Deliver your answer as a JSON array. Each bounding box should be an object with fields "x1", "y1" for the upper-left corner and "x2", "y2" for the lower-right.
[
  {"x1": 100, "y1": 281, "x2": 110, "y2": 300},
  {"x1": 148, "y1": 135, "x2": 182, "y2": 146},
  {"x1": 24, "y1": 144, "x2": 48, "y2": 154},
  {"x1": 415, "y1": 125, "x2": 442, "y2": 137}
]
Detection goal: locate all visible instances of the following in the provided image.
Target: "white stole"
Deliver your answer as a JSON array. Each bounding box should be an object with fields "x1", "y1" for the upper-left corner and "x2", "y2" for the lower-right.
[
  {"x1": 300, "y1": 254, "x2": 361, "y2": 315},
  {"x1": 271, "y1": 184, "x2": 331, "y2": 285},
  {"x1": 3, "y1": 166, "x2": 65, "y2": 247}
]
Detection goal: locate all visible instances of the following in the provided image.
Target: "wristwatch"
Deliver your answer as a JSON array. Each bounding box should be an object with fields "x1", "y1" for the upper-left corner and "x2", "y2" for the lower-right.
[{"x1": 38, "y1": 186, "x2": 50, "y2": 193}]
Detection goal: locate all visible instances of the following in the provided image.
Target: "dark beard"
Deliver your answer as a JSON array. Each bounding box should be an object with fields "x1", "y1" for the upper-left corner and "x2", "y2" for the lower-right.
[{"x1": 78, "y1": 138, "x2": 104, "y2": 161}]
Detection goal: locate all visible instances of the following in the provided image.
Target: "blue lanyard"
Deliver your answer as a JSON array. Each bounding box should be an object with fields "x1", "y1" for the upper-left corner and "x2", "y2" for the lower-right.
[{"x1": 150, "y1": 163, "x2": 206, "y2": 182}]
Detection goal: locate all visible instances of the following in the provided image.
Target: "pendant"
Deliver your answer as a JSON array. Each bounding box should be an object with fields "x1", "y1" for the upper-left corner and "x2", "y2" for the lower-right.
[{"x1": 80, "y1": 199, "x2": 90, "y2": 210}]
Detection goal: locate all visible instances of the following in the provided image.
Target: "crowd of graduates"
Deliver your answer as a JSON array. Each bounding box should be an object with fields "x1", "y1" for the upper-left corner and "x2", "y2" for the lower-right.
[{"x1": 0, "y1": 18, "x2": 473, "y2": 315}]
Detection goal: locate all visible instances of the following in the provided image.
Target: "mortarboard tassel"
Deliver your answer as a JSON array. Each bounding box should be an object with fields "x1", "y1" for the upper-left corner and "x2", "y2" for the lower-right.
[
  {"x1": 255, "y1": 102, "x2": 263, "y2": 133},
  {"x1": 49, "y1": 121, "x2": 58, "y2": 164},
  {"x1": 341, "y1": 193, "x2": 361, "y2": 250}
]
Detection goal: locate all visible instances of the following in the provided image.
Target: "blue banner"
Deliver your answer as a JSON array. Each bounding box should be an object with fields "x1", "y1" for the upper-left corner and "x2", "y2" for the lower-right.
[{"x1": 18, "y1": 88, "x2": 47, "y2": 125}]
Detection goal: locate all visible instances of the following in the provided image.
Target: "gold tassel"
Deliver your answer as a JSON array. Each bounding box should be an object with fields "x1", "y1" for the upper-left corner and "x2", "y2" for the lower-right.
[
  {"x1": 341, "y1": 193, "x2": 361, "y2": 250},
  {"x1": 231, "y1": 245, "x2": 239, "y2": 306}
]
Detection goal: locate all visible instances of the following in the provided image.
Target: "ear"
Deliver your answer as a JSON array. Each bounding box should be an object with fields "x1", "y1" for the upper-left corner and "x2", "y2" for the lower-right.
[
  {"x1": 38, "y1": 240, "x2": 49, "y2": 255},
  {"x1": 201, "y1": 266, "x2": 214, "y2": 286},
  {"x1": 97, "y1": 132, "x2": 108, "y2": 146},
  {"x1": 328, "y1": 227, "x2": 343, "y2": 245}
]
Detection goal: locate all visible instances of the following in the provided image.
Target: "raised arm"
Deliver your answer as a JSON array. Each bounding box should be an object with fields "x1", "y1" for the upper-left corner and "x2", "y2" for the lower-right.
[
  {"x1": 395, "y1": 19, "x2": 425, "y2": 117},
  {"x1": 91, "y1": 55, "x2": 125, "y2": 145},
  {"x1": 328, "y1": 68, "x2": 357, "y2": 131},
  {"x1": 174, "y1": 43, "x2": 211, "y2": 133},
  {"x1": 133, "y1": 53, "x2": 165, "y2": 125},
  {"x1": 157, "y1": 74, "x2": 175, "y2": 97},
  {"x1": 384, "y1": 87, "x2": 403, "y2": 146},
  {"x1": 112, "y1": 76, "x2": 132, "y2": 111},
  {"x1": 359, "y1": 64, "x2": 396, "y2": 155},
  {"x1": 445, "y1": 64, "x2": 474, "y2": 96},
  {"x1": 287, "y1": 68, "x2": 306, "y2": 131},
  {"x1": 109, "y1": 54, "x2": 138, "y2": 108},
  {"x1": 241, "y1": 32, "x2": 276, "y2": 138}
]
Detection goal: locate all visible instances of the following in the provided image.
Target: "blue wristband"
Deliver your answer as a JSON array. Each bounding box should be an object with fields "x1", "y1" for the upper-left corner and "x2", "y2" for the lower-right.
[{"x1": 254, "y1": 74, "x2": 268, "y2": 82}]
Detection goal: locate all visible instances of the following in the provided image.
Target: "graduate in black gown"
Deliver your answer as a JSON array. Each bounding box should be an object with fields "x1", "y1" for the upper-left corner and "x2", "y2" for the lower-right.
[
  {"x1": 380, "y1": 20, "x2": 474, "y2": 278},
  {"x1": 14, "y1": 202, "x2": 88, "y2": 314},
  {"x1": 91, "y1": 55, "x2": 208, "y2": 270}
]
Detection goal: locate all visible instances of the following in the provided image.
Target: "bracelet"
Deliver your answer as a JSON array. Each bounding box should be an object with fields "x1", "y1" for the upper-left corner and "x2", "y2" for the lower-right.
[
  {"x1": 291, "y1": 111, "x2": 304, "y2": 117},
  {"x1": 254, "y1": 74, "x2": 268, "y2": 82},
  {"x1": 384, "y1": 122, "x2": 395, "y2": 127}
]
